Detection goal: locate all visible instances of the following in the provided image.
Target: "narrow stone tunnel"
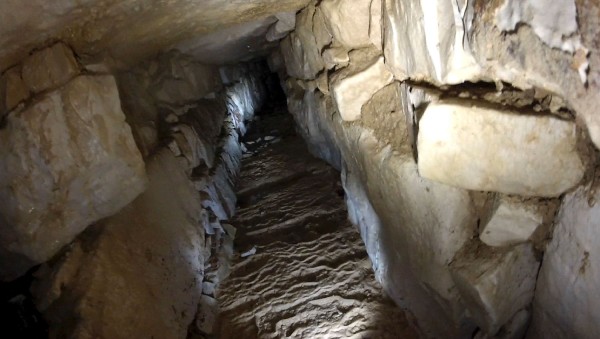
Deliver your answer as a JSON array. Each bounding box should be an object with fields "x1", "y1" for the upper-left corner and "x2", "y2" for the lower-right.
[{"x1": 1, "y1": 1, "x2": 600, "y2": 338}]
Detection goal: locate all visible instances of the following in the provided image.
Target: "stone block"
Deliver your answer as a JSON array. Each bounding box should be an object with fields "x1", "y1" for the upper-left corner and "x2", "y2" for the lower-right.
[
  {"x1": 280, "y1": 4, "x2": 324, "y2": 80},
  {"x1": 266, "y1": 11, "x2": 296, "y2": 41},
  {"x1": 320, "y1": 0, "x2": 376, "y2": 49},
  {"x1": 382, "y1": 0, "x2": 480, "y2": 84},
  {"x1": 331, "y1": 56, "x2": 393, "y2": 121},
  {"x1": 417, "y1": 100, "x2": 585, "y2": 197},
  {"x1": 528, "y1": 185, "x2": 600, "y2": 339},
  {"x1": 312, "y1": 7, "x2": 332, "y2": 51},
  {"x1": 322, "y1": 47, "x2": 349, "y2": 70},
  {"x1": 480, "y1": 196, "x2": 544, "y2": 247},
  {"x1": 0, "y1": 75, "x2": 147, "y2": 280},
  {"x1": 21, "y1": 42, "x2": 80, "y2": 93},
  {"x1": 195, "y1": 295, "x2": 219, "y2": 335},
  {"x1": 450, "y1": 242, "x2": 540, "y2": 335},
  {"x1": 1, "y1": 66, "x2": 29, "y2": 113}
]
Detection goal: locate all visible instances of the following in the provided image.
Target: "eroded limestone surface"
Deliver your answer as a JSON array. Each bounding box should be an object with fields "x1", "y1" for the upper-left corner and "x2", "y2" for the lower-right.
[
  {"x1": 417, "y1": 101, "x2": 585, "y2": 197},
  {"x1": 213, "y1": 110, "x2": 419, "y2": 339},
  {"x1": 0, "y1": 74, "x2": 146, "y2": 280}
]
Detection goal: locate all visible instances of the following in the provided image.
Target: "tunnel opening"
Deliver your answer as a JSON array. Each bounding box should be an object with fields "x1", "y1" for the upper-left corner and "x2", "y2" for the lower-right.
[{"x1": 1, "y1": 0, "x2": 600, "y2": 338}]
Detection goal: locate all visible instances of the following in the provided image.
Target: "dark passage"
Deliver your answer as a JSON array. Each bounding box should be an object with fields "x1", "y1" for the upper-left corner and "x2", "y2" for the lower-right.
[{"x1": 210, "y1": 103, "x2": 419, "y2": 338}]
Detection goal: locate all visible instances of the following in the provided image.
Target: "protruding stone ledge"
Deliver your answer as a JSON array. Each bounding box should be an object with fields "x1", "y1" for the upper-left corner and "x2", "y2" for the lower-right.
[{"x1": 417, "y1": 101, "x2": 585, "y2": 197}]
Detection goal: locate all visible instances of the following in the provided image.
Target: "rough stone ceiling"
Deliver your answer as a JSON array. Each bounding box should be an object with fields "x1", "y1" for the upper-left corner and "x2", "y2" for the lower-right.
[
  {"x1": 176, "y1": 17, "x2": 279, "y2": 65},
  {"x1": 0, "y1": 0, "x2": 309, "y2": 71}
]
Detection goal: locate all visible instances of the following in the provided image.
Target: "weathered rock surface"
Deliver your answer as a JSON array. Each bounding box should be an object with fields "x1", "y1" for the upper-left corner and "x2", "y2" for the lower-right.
[
  {"x1": 0, "y1": 75, "x2": 146, "y2": 280},
  {"x1": 151, "y1": 52, "x2": 222, "y2": 105},
  {"x1": 528, "y1": 185, "x2": 600, "y2": 339},
  {"x1": 322, "y1": 47, "x2": 349, "y2": 70},
  {"x1": 21, "y1": 43, "x2": 80, "y2": 93},
  {"x1": 0, "y1": 0, "x2": 311, "y2": 72},
  {"x1": 1, "y1": 65, "x2": 29, "y2": 114},
  {"x1": 320, "y1": 0, "x2": 379, "y2": 49},
  {"x1": 331, "y1": 55, "x2": 393, "y2": 121},
  {"x1": 279, "y1": 5, "x2": 324, "y2": 80},
  {"x1": 31, "y1": 150, "x2": 204, "y2": 338},
  {"x1": 265, "y1": 12, "x2": 296, "y2": 42},
  {"x1": 417, "y1": 101, "x2": 585, "y2": 197},
  {"x1": 382, "y1": 0, "x2": 480, "y2": 84},
  {"x1": 450, "y1": 242, "x2": 540, "y2": 335},
  {"x1": 480, "y1": 196, "x2": 544, "y2": 247}
]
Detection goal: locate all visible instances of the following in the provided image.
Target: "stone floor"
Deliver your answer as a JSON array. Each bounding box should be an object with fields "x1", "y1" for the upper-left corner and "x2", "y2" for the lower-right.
[{"x1": 211, "y1": 105, "x2": 419, "y2": 338}]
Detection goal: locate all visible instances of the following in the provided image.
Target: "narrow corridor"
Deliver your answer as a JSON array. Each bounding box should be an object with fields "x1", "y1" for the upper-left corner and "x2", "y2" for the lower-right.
[{"x1": 211, "y1": 105, "x2": 419, "y2": 338}]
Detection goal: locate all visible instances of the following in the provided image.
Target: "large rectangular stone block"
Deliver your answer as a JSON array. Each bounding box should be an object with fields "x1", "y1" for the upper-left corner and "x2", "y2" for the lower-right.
[
  {"x1": 417, "y1": 101, "x2": 585, "y2": 197},
  {"x1": 0, "y1": 75, "x2": 147, "y2": 279}
]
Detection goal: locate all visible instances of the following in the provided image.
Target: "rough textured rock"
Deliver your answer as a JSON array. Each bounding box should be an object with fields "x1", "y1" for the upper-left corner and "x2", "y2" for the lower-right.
[
  {"x1": 322, "y1": 47, "x2": 349, "y2": 70},
  {"x1": 279, "y1": 4, "x2": 324, "y2": 80},
  {"x1": 450, "y1": 242, "x2": 540, "y2": 335},
  {"x1": 31, "y1": 150, "x2": 204, "y2": 339},
  {"x1": 265, "y1": 12, "x2": 296, "y2": 42},
  {"x1": 21, "y1": 43, "x2": 80, "y2": 93},
  {"x1": 0, "y1": 75, "x2": 146, "y2": 280},
  {"x1": 331, "y1": 55, "x2": 393, "y2": 121},
  {"x1": 0, "y1": 0, "x2": 311, "y2": 71},
  {"x1": 417, "y1": 101, "x2": 585, "y2": 197},
  {"x1": 480, "y1": 196, "x2": 544, "y2": 247},
  {"x1": 382, "y1": 0, "x2": 480, "y2": 84},
  {"x1": 1, "y1": 65, "x2": 29, "y2": 114},
  {"x1": 494, "y1": 0, "x2": 583, "y2": 54},
  {"x1": 320, "y1": 0, "x2": 379, "y2": 49},
  {"x1": 114, "y1": 70, "x2": 159, "y2": 158},
  {"x1": 288, "y1": 89, "x2": 341, "y2": 168},
  {"x1": 150, "y1": 52, "x2": 222, "y2": 105},
  {"x1": 528, "y1": 185, "x2": 600, "y2": 339}
]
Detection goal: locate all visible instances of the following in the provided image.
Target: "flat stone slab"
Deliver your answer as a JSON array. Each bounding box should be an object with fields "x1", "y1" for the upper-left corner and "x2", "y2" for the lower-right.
[{"x1": 417, "y1": 100, "x2": 585, "y2": 197}]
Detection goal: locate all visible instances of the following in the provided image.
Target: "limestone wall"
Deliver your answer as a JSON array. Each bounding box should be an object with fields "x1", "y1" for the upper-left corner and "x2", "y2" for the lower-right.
[
  {"x1": 272, "y1": 0, "x2": 600, "y2": 338},
  {"x1": 0, "y1": 43, "x2": 147, "y2": 280},
  {"x1": 0, "y1": 42, "x2": 267, "y2": 337}
]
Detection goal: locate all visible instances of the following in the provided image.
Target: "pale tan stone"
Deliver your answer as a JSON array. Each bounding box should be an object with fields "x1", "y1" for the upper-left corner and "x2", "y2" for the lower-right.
[
  {"x1": 0, "y1": 75, "x2": 146, "y2": 279},
  {"x1": 480, "y1": 196, "x2": 544, "y2": 247},
  {"x1": 1, "y1": 66, "x2": 29, "y2": 112},
  {"x1": 32, "y1": 150, "x2": 203, "y2": 338},
  {"x1": 331, "y1": 56, "x2": 393, "y2": 121},
  {"x1": 320, "y1": 0, "x2": 374, "y2": 49},
  {"x1": 21, "y1": 42, "x2": 80, "y2": 93},
  {"x1": 450, "y1": 243, "x2": 540, "y2": 335},
  {"x1": 417, "y1": 101, "x2": 585, "y2": 197}
]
